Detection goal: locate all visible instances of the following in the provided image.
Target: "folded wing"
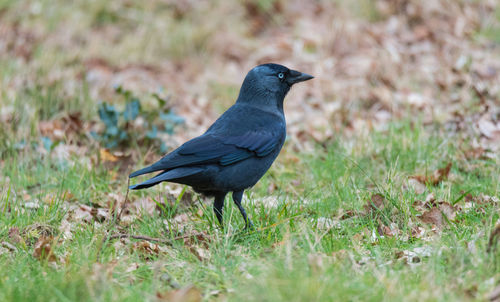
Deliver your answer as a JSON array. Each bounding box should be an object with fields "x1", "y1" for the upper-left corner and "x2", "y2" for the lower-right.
[{"x1": 129, "y1": 131, "x2": 281, "y2": 178}]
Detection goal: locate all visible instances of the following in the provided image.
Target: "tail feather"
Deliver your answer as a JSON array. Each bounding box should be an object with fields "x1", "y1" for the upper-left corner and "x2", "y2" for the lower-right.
[
  {"x1": 129, "y1": 167, "x2": 203, "y2": 190},
  {"x1": 129, "y1": 165, "x2": 157, "y2": 178}
]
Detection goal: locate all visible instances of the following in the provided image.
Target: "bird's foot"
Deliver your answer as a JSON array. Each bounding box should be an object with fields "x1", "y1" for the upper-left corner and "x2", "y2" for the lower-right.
[{"x1": 243, "y1": 220, "x2": 254, "y2": 232}]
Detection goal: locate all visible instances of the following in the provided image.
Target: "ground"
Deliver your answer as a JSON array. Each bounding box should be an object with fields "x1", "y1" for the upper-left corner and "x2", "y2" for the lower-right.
[{"x1": 0, "y1": 0, "x2": 500, "y2": 301}]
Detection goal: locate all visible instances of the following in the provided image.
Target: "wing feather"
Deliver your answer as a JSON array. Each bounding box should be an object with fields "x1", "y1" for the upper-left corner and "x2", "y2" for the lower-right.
[{"x1": 129, "y1": 131, "x2": 281, "y2": 178}]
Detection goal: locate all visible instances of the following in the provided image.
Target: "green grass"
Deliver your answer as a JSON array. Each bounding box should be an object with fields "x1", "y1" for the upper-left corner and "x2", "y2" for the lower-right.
[{"x1": 1, "y1": 118, "x2": 499, "y2": 301}]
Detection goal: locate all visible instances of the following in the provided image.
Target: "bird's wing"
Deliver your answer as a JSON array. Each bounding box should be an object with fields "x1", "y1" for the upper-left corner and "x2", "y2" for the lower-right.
[
  {"x1": 129, "y1": 131, "x2": 282, "y2": 178},
  {"x1": 180, "y1": 130, "x2": 281, "y2": 165},
  {"x1": 223, "y1": 131, "x2": 280, "y2": 157}
]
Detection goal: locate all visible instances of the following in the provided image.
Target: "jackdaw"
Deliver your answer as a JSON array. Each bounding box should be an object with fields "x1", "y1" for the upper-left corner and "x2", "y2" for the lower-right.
[{"x1": 129, "y1": 63, "x2": 313, "y2": 229}]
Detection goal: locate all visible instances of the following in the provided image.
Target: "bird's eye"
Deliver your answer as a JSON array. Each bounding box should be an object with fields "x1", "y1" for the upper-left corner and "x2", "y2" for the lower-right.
[{"x1": 278, "y1": 72, "x2": 284, "y2": 79}]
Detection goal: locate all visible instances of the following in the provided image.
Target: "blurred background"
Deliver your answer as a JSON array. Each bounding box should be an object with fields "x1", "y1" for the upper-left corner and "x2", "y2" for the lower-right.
[{"x1": 0, "y1": 0, "x2": 499, "y2": 165}]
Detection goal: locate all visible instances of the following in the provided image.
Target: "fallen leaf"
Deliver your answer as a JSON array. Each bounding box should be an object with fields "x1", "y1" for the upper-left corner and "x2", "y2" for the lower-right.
[
  {"x1": 338, "y1": 209, "x2": 357, "y2": 220},
  {"x1": 73, "y1": 204, "x2": 108, "y2": 223},
  {"x1": 187, "y1": 245, "x2": 210, "y2": 262},
  {"x1": 419, "y1": 202, "x2": 456, "y2": 229},
  {"x1": 99, "y1": 148, "x2": 119, "y2": 162},
  {"x1": 131, "y1": 241, "x2": 160, "y2": 260},
  {"x1": 99, "y1": 149, "x2": 135, "y2": 173},
  {"x1": 411, "y1": 163, "x2": 452, "y2": 186},
  {"x1": 377, "y1": 222, "x2": 400, "y2": 238},
  {"x1": 363, "y1": 193, "x2": 386, "y2": 214},
  {"x1": 425, "y1": 193, "x2": 436, "y2": 205},
  {"x1": 420, "y1": 208, "x2": 444, "y2": 228},
  {"x1": 411, "y1": 226, "x2": 426, "y2": 239},
  {"x1": 438, "y1": 202, "x2": 456, "y2": 221},
  {"x1": 463, "y1": 147, "x2": 485, "y2": 160},
  {"x1": 33, "y1": 236, "x2": 57, "y2": 262}
]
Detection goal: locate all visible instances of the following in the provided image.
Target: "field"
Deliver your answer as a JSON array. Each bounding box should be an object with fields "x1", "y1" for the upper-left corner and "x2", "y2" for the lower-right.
[{"x1": 1, "y1": 1, "x2": 500, "y2": 301}]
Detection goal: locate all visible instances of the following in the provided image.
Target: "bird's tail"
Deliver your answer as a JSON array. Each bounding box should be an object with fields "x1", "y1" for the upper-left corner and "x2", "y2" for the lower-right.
[
  {"x1": 129, "y1": 167, "x2": 203, "y2": 190},
  {"x1": 129, "y1": 165, "x2": 158, "y2": 178}
]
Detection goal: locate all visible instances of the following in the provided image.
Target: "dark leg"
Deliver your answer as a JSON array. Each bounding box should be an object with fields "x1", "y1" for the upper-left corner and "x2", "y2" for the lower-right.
[
  {"x1": 232, "y1": 190, "x2": 254, "y2": 229},
  {"x1": 213, "y1": 192, "x2": 226, "y2": 226}
]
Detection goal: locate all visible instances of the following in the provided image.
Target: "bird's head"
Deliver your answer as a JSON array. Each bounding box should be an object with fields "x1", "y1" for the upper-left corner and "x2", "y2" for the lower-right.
[{"x1": 237, "y1": 63, "x2": 314, "y2": 110}]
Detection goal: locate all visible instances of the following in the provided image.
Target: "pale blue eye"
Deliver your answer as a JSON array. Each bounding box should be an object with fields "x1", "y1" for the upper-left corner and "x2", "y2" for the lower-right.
[{"x1": 278, "y1": 73, "x2": 284, "y2": 79}]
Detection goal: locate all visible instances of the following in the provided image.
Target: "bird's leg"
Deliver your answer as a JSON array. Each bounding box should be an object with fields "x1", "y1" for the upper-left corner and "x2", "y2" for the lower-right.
[
  {"x1": 213, "y1": 192, "x2": 226, "y2": 227},
  {"x1": 232, "y1": 190, "x2": 254, "y2": 230}
]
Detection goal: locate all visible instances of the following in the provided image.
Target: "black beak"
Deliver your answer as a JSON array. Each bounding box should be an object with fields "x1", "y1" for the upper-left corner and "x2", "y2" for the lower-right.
[{"x1": 287, "y1": 69, "x2": 314, "y2": 85}]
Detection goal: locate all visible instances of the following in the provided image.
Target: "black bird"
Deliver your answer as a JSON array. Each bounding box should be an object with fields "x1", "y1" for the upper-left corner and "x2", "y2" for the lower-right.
[{"x1": 129, "y1": 63, "x2": 313, "y2": 229}]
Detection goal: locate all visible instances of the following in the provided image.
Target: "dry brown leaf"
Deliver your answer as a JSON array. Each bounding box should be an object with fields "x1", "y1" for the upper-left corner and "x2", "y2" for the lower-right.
[
  {"x1": 438, "y1": 202, "x2": 456, "y2": 221},
  {"x1": 411, "y1": 163, "x2": 452, "y2": 186},
  {"x1": 338, "y1": 209, "x2": 357, "y2": 220},
  {"x1": 39, "y1": 113, "x2": 84, "y2": 141},
  {"x1": 463, "y1": 147, "x2": 486, "y2": 160},
  {"x1": 157, "y1": 285, "x2": 202, "y2": 302},
  {"x1": 33, "y1": 236, "x2": 57, "y2": 262},
  {"x1": 99, "y1": 149, "x2": 135, "y2": 173},
  {"x1": 412, "y1": 199, "x2": 427, "y2": 212},
  {"x1": 363, "y1": 193, "x2": 386, "y2": 214},
  {"x1": 377, "y1": 222, "x2": 400, "y2": 238},
  {"x1": 411, "y1": 226, "x2": 426, "y2": 239},
  {"x1": 420, "y1": 208, "x2": 444, "y2": 228},
  {"x1": 181, "y1": 232, "x2": 211, "y2": 261},
  {"x1": 377, "y1": 224, "x2": 393, "y2": 237},
  {"x1": 74, "y1": 204, "x2": 108, "y2": 223},
  {"x1": 425, "y1": 193, "x2": 436, "y2": 205},
  {"x1": 352, "y1": 232, "x2": 364, "y2": 244},
  {"x1": 419, "y1": 202, "x2": 456, "y2": 229},
  {"x1": 100, "y1": 148, "x2": 119, "y2": 162},
  {"x1": 131, "y1": 241, "x2": 160, "y2": 260}
]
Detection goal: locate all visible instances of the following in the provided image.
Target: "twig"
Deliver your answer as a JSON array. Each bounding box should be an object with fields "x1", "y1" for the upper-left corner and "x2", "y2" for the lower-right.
[
  {"x1": 108, "y1": 233, "x2": 170, "y2": 244},
  {"x1": 108, "y1": 232, "x2": 208, "y2": 244},
  {"x1": 96, "y1": 177, "x2": 130, "y2": 262},
  {"x1": 118, "y1": 178, "x2": 131, "y2": 221}
]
